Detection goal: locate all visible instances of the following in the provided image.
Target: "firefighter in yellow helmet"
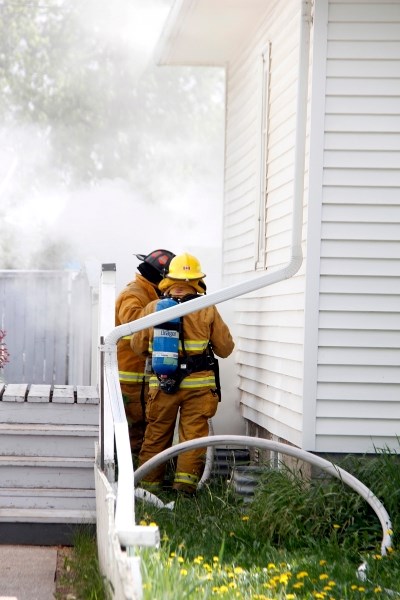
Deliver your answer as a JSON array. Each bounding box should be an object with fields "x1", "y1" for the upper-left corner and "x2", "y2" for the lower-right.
[
  {"x1": 130, "y1": 252, "x2": 235, "y2": 495},
  {"x1": 115, "y1": 249, "x2": 175, "y2": 461}
]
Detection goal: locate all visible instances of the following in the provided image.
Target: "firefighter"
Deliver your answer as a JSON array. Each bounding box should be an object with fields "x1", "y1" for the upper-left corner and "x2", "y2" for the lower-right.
[
  {"x1": 130, "y1": 252, "x2": 235, "y2": 495},
  {"x1": 115, "y1": 249, "x2": 175, "y2": 462}
]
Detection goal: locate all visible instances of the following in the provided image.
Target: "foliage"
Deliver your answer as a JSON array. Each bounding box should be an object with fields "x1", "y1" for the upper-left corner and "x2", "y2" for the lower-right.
[
  {"x1": 0, "y1": 329, "x2": 10, "y2": 369},
  {"x1": 54, "y1": 527, "x2": 111, "y2": 600},
  {"x1": 134, "y1": 450, "x2": 400, "y2": 598},
  {"x1": 0, "y1": 0, "x2": 224, "y2": 195}
]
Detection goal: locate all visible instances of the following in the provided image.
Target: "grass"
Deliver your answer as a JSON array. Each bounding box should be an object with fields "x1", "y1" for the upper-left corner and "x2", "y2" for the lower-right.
[
  {"x1": 54, "y1": 527, "x2": 111, "y2": 600},
  {"x1": 134, "y1": 449, "x2": 400, "y2": 599},
  {"x1": 60, "y1": 449, "x2": 400, "y2": 599}
]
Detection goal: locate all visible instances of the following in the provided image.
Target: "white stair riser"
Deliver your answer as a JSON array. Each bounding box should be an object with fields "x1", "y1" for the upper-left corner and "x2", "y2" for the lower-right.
[
  {"x1": 0, "y1": 403, "x2": 99, "y2": 426},
  {"x1": 0, "y1": 434, "x2": 96, "y2": 458},
  {"x1": 0, "y1": 489, "x2": 95, "y2": 511},
  {"x1": 0, "y1": 466, "x2": 95, "y2": 489}
]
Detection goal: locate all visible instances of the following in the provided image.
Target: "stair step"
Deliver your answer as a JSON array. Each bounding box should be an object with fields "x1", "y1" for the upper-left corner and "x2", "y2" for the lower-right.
[
  {"x1": 0, "y1": 487, "x2": 95, "y2": 511},
  {"x1": 0, "y1": 456, "x2": 95, "y2": 489},
  {"x1": 0, "y1": 423, "x2": 98, "y2": 458},
  {"x1": 0, "y1": 507, "x2": 96, "y2": 523},
  {"x1": 0, "y1": 401, "x2": 98, "y2": 425}
]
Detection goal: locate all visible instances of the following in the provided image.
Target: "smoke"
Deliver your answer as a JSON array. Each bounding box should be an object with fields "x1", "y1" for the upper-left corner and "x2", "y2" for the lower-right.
[{"x1": 0, "y1": 0, "x2": 225, "y2": 292}]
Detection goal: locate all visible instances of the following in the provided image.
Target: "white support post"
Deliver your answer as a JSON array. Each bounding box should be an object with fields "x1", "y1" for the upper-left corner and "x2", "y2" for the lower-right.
[{"x1": 99, "y1": 264, "x2": 117, "y2": 475}]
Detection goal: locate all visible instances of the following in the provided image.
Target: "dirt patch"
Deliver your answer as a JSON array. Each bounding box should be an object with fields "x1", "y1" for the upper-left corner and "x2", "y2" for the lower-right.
[{"x1": 53, "y1": 545, "x2": 77, "y2": 600}]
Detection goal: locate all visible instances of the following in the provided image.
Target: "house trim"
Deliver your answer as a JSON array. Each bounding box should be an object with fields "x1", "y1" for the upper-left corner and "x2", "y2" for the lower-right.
[{"x1": 302, "y1": 0, "x2": 328, "y2": 450}]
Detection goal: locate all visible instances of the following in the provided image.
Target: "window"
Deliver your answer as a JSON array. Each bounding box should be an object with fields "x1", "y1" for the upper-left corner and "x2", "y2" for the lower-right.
[{"x1": 255, "y1": 43, "x2": 271, "y2": 270}]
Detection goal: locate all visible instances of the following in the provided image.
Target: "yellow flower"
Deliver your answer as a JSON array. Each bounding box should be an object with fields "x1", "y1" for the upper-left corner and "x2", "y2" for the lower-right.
[
  {"x1": 139, "y1": 520, "x2": 147, "y2": 526},
  {"x1": 149, "y1": 522, "x2": 157, "y2": 527},
  {"x1": 296, "y1": 571, "x2": 309, "y2": 579},
  {"x1": 387, "y1": 546, "x2": 394, "y2": 554},
  {"x1": 242, "y1": 515, "x2": 249, "y2": 521},
  {"x1": 170, "y1": 552, "x2": 176, "y2": 558},
  {"x1": 287, "y1": 596, "x2": 296, "y2": 600},
  {"x1": 279, "y1": 573, "x2": 289, "y2": 584},
  {"x1": 229, "y1": 531, "x2": 235, "y2": 537},
  {"x1": 177, "y1": 556, "x2": 184, "y2": 563},
  {"x1": 213, "y1": 556, "x2": 219, "y2": 563},
  {"x1": 293, "y1": 582, "x2": 304, "y2": 589},
  {"x1": 180, "y1": 568, "x2": 188, "y2": 576},
  {"x1": 358, "y1": 587, "x2": 366, "y2": 592},
  {"x1": 319, "y1": 559, "x2": 327, "y2": 566},
  {"x1": 333, "y1": 524, "x2": 340, "y2": 529},
  {"x1": 374, "y1": 586, "x2": 382, "y2": 593},
  {"x1": 387, "y1": 529, "x2": 393, "y2": 535},
  {"x1": 267, "y1": 563, "x2": 277, "y2": 570},
  {"x1": 233, "y1": 566, "x2": 244, "y2": 575},
  {"x1": 194, "y1": 555, "x2": 204, "y2": 563},
  {"x1": 319, "y1": 574, "x2": 329, "y2": 580}
]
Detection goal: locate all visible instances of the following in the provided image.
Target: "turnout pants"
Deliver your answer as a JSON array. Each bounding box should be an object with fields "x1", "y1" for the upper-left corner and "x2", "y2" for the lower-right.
[{"x1": 138, "y1": 386, "x2": 219, "y2": 493}]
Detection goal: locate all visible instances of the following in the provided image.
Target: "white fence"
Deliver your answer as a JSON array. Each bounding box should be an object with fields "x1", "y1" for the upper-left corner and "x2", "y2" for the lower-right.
[{"x1": 0, "y1": 269, "x2": 96, "y2": 385}]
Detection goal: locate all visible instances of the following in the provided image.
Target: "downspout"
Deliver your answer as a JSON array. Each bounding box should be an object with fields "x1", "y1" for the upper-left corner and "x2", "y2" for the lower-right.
[{"x1": 103, "y1": 0, "x2": 312, "y2": 528}]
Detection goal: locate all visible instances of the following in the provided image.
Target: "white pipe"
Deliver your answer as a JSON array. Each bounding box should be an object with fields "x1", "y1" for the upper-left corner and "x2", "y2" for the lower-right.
[
  {"x1": 198, "y1": 419, "x2": 215, "y2": 489},
  {"x1": 134, "y1": 435, "x2": 393, "y2": 557}
]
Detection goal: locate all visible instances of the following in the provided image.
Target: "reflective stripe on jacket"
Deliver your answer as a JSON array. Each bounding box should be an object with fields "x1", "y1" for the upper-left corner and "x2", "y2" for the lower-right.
[{"x1": 115, "y1": 274, "x2": 159, "y2": 385}]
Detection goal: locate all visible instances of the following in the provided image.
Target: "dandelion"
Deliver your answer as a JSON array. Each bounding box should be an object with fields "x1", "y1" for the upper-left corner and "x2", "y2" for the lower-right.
[
  {"x1": 286, "y1": 596, "x2": 296, "y2": 600},
  {"x1": 267, "y1": 563, "x2": 277, "y2": 570},
  {"x1": 139, "y1": 520, "x2": 147, "y2": 526},
  {"x1": 233, "y1": 566, "x2": 244, "y2": 575},
  {"x1": 358, "y1": 587, "x2": 366, "y2": 592},
  {"x1": 177, "y1": 556, "x2": 184, "y2": 563},
  {"x1": 333, "y1": 524, "x2": 340, "y2": 529},
  {"x1": 213, "y1": 556, "x2": 219, "y2": 563},
  {"x1": 242, "y1": 515, "x2": 249, "y2": 521},
  {"x1": 293, "y1": 582, "x2": 304, "y2": 589},
  {"x1": 319, "y1": 559, "x2": 327, "y2": 566},
  {"x1": 319, "y1": 574, "x2": 329, "y2": 580},
  {"x1": 296, "y1": 571, "x2": 309, "y2": 579},
  {"x1": 180, "y1": 568, "x2": 188, "y2": 576},
  {"x1": 374, "y1": 586, "x2": 382, "y2": 593}
]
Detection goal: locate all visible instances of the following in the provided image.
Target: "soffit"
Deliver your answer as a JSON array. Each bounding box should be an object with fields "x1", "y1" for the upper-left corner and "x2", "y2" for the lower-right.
[{"x1": 154, "y1": 0, "x2": 269, "y2": 66}]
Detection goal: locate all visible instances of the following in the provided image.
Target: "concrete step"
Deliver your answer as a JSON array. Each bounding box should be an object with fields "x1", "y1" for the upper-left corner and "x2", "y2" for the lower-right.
[
  {"x1": 0, "y1": 487, "x2": 96, "y2": 511},
  {"x1": 0, "y1": 456, "x2": 95, "y2": 489},
  {"x1": 0, "y1": 423, "x2": 98, "y2": 458}
]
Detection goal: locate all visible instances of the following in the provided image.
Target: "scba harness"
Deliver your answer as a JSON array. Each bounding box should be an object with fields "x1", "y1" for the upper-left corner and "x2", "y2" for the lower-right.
[{"x1": 152, "y1": 295, "x2": 221, "y2": 399}]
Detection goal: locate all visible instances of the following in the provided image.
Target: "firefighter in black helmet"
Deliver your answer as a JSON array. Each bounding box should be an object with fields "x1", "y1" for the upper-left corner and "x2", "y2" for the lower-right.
[{"x1": 115, "y1": 249, "x2": 175, "y2": 462}]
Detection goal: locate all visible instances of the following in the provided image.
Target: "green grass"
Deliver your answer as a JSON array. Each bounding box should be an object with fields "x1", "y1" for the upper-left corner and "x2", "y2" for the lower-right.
[
  {"x1": 134, "y1": 450, "x2": 400, "y2": 599},
  {"x1": 63, "y1": 450, "x2": 400, "y2": 599}
]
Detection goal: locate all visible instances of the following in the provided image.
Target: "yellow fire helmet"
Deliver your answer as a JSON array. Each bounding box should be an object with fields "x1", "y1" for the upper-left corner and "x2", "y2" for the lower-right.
[{"x1": 167, "y1": 252, "x2": 205, "y2": 280}]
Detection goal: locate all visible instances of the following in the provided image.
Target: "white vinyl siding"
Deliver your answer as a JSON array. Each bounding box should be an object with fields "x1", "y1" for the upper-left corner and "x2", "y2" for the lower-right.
[
  {"x1": 313, "y1": 0, "x2": 400, "y2": 453},
  {"x1": 223, "y1": 0, "x2": 305, "y2": 445}
]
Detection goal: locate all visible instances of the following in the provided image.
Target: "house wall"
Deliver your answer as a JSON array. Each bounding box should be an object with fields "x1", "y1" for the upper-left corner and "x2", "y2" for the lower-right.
[
  {"x1": 223, "y1": 0, "x2": 308, "y2": 448},
  {"x1": 305, "y1": 0, "x2": 400, "y2": 453}
]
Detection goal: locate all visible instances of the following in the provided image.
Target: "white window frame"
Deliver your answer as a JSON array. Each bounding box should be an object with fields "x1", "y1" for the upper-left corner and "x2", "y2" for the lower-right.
[{"x1": 255, "y1": 43, "x2": 271, "y2": 270}]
